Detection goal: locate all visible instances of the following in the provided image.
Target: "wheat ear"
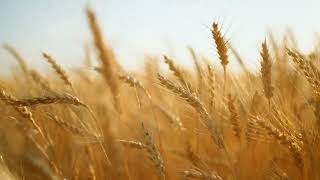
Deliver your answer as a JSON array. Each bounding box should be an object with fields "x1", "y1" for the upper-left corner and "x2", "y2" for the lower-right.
[
  {"x1": 227, "y1": 94, "x2": 241, "y2": 139},
  {"x1": 117, "y1": 140, "x2": 147, "y2": 149},
  {"x1": 14, "y1": 106, "x2": 46, "y2": 141},
  {"x1": 0, "y1": 90, "x2": 84, "y2": 107},
  {"x1": 141, "y1": 123, "x2": 165, "y2": 179},
  {"x1": 42, "y1": 52, "x2": 73, "y2": 88},
  {"x1": 260, "y1": 40, "x2": 274, "y2": 105},
  {"x1": 119, "y1": 74, "x2": 151, "y2": 99},
  {"x1": 0, "y1": 89, "x2": 46, "y2": 143},
  {"x1": 153, "y1": 103, "x2": 184, "y2": 131},
  {"x1": 47, "y1": 113, "x2": 97, "y2": 138},
  {"x1": 30, "y1": 70, "x2": 52, "y2": 92},
  {"x1": 211, "y1": 22, "x2": 229, "y2": 85},
  {"x1": 251, "y1": 116, "x2": 304, "y2": 168},
  {"x1": 3, "y1": 44, "x2": 29, "y2": 75},
  {"x1": 164, "y1": 55, "x2": 190, "y2": 89},
  {"x1": 86, "y1": 7, "x2": 121, "y2": 112},
  {"x1": 158, "y1": 74, "x2": 225, "y2": 149},
  {"x1": 207, "y1": 64, "x2": 216, "y2": 111},
  {"x1": 287, "y1": 48, "x2": 320, "y2": 97},
  {"x1": 182, "y1": 168, "x2": 222, "y2": 180},
  {"x1": 185, "y1": 142, "x2": 206, "y2": 168}
]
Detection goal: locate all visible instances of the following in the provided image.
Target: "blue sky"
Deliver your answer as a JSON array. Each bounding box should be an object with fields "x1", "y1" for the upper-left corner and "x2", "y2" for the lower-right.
[{"x1": 1, "y1": 0, "x2": 320, "y2": 74}]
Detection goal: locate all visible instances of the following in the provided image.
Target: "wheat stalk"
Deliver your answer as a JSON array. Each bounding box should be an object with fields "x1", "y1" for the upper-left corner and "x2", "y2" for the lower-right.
[
  {"x1": 84, "y1": 43, "x2": 92, "y2": 68},
  {"x1": 188, "y1": 47, "x2": 203, "y2": 86},
  {"x1": 228, "y1": 43, "x2": 251, "y2": 75},
  {"x1": 85, "y1": 145, "x2": 97, "y2": 180}
]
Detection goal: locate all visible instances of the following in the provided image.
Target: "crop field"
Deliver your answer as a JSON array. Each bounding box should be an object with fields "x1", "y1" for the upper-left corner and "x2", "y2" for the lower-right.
[{"x1": 0, "y1": 7, "x2": 319, "y2": 180}]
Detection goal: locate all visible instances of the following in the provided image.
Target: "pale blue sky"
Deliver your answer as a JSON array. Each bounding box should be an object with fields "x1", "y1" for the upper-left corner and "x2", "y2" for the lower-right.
[{"x1": 1, "y1": 0, "x2": 320, "y2": 74}]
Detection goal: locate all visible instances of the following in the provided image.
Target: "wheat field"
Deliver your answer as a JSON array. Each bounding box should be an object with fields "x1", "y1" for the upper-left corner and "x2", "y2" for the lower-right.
[{"x1": 0, "y1": 7, "x2": 319, "y2": 180}]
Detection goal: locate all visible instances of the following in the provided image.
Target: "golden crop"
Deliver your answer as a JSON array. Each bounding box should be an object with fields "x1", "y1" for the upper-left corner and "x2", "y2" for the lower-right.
[{"x1": 0, "y1": 7, "x2": 319, "y2": 180}]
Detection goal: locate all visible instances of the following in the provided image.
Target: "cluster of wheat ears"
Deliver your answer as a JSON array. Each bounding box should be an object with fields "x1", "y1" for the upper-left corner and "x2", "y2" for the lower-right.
[{"x1": 0, "y1": 7, "x2": 320, "y2": 180}]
